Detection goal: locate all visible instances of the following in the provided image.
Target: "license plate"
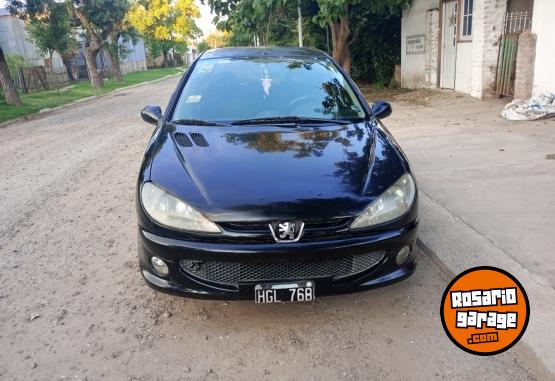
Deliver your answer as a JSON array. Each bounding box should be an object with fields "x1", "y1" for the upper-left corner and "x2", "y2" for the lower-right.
[{"x1": 254, "y1": 281, "x2": 315, "y2": 303}]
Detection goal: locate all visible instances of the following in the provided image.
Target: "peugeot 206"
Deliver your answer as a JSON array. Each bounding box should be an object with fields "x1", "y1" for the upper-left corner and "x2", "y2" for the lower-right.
[{"x1": 137, "y1": 47, "x2": 418, "y2": 303}]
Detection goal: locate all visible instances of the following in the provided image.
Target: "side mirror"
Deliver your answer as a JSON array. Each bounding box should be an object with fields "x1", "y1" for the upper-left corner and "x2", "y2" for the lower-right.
[
  {"x1": 141, "y1": 105, "x2": 162, "y2": 125},
  {"x1": 371, "y1": 101, "x2": 392, "y2": 120}
]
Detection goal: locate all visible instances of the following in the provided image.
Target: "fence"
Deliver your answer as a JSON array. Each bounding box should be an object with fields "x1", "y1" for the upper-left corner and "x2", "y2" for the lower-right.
[
  {"x1": 495, "y1": 11, "x2": 533, "y2": 97},
  {"x1": 14, "y1": 66, "x2": 71, "y2": 93}
]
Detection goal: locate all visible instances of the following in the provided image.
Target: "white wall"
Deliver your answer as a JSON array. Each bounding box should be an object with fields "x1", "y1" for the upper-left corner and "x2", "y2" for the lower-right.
[
  {"x1": 0, "y1": 13, "x2": 64, "y2": 71},
  {"x1": 401, "y1": 0, "x2": 438, "y2": 89},
  {"x1": 470, "y1": 0, "x2": 507, "y2": 98},
  {"x1": 531, "y1": 0, "x2": 555, "y2": 95}
]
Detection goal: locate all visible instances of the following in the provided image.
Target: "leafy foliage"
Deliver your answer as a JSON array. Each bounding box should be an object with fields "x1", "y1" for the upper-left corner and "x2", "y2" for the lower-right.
[
  {"x1": 25, "y1": 1, "x2": 76, "y2": 59},
  {"x1": 6, "y1": 54, "x2": 25, "y2": 78},
  {"x1": 348, "y1": 3, "x2": 405, "y2": 84},
  {"x1": 128, "y1": 0, "x2": 201, "y2": 64},
  {"x1": 206, "y1": 0, "x2": 409, "y2": 82},
  {"x1": 224, "y1": 23, "x2": 255, "y2": 46},
  {"x1": 196, "y1": 41, "x2": 211, "y2": 53}
]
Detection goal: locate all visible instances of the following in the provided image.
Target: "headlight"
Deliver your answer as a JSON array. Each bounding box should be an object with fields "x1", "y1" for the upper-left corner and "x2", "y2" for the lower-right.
[
  {"x1": 350, "y1": 173, "x2": 416, "y2": 229},
  {"x1": 141, "y1": 182, "x2": 221, "y2": 233}
]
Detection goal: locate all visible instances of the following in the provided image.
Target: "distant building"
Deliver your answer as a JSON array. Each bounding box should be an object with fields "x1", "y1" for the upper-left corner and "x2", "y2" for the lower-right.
[
  {"x1": 0, "y1": 7, "x2": 147, "y2": 81},
  {"x1": 67, "y1": 37, "x2": 148, "y2": 80},
  {"x1": 401, "y1": 0, "x2": 553, "y2": 99},
  {"x1": 0, "y1": 7, "x2": 64, "y2": 71}
]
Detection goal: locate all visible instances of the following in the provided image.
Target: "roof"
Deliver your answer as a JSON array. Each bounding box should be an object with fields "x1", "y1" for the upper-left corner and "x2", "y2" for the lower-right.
[{"x1": 200, "y1": 47, "x2": 329, "y2": 60}]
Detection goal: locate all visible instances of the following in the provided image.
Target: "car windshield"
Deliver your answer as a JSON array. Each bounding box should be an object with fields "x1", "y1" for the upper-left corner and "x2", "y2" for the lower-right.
[{"x1": 171, "y1": 56, "x2": 367, "y2": 123}]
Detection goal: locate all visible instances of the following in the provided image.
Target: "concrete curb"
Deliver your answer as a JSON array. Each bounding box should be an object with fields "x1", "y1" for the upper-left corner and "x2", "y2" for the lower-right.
[
  {"x1": 0, "y1": 71, "x2": 184, "y2": 129},
  {"x1": 416, "y1": 191, "x2": 555, "y2": 380}
]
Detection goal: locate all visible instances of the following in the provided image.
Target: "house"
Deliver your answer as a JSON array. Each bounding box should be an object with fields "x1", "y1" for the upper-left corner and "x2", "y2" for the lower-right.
[
  {"x1": 401, "y1": 0, "x2": 554, "y2": 99},
  {"x1": 0, "y1": 7, "x2": 65, "y2": 71},
  {"x1": 66, "y1": 37, "x2": 148, "y2": 80},
  {"x1": 1, "y1": 7, "x2": 147, "y2": 81}
]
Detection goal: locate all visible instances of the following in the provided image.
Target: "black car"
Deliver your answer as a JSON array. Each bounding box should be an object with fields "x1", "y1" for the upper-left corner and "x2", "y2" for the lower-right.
[{"x1": 137, "y1": 47, "x2": 418, "y2": 303}]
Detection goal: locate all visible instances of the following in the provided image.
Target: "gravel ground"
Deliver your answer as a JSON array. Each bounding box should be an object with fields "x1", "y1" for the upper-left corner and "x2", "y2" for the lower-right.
[{"x1": 0, "y1": 78, "x2": 538, "y2": 380}]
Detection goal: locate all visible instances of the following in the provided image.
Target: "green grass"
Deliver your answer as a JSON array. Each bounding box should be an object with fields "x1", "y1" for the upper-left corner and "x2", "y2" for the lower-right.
[{"x1": 0, "y1": 67, "x2": 183, "y2": 124}]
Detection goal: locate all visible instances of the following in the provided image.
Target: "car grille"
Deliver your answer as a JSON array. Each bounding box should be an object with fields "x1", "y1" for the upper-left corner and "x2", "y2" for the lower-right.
[
  {"x1": 180, "y1": 251, "x2": 385, "y2": 287},
  {"x1": 218, "y1": 217, "x2": 353, "y2": 243}
]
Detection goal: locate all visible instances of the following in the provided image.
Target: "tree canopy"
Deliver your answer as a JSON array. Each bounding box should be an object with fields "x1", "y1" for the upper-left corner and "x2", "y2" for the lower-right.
[
  {"x1": 128, "y1": 0, "x2": 201, "y2": 66},
  {"x1": 206, "y1": 0, "x2": 409, "y2": 81},
  {"x1": 25, "y1": 2, "x2": 76, "y2": 62}
]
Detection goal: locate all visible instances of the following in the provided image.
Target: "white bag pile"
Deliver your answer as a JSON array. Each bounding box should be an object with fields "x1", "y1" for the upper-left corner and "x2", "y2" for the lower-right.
[{"x1": 501, "y1": 92, "x2": 555, "y2": 121}]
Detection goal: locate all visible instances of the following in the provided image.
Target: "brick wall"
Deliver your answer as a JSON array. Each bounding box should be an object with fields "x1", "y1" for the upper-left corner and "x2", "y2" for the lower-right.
[
  {"x1": 425, "y1": 8, "x2": 440, "y2": 88},
  {"x1": 471, "y1": 0, "x2": 507, "y2": 98},
  {"x1": 513, "y1": 31, "x2": 536, "y2": 99}
]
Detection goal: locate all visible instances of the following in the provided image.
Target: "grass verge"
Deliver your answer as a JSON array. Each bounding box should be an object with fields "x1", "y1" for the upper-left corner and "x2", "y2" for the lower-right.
[{"x1": 0, "y1": 67, "x2": 183, "y2": 124}]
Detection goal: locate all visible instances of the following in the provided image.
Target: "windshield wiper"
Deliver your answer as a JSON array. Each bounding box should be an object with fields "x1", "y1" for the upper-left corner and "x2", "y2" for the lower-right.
[
  {"x1": 231, "y1": 116, "x2": 356, "y2": 126},
  {"x1": 170, "y1": 118, "x2": 223, "y2": 126}
]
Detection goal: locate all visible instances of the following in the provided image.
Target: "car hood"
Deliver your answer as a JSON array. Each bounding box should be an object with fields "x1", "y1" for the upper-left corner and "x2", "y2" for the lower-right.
[{"x1": 148, "y1": 121, "x2": 408, "y2": 221}]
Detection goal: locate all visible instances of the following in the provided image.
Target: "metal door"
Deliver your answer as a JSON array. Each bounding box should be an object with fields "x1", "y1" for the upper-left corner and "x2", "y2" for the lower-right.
[
  {"x1": 441, "y1": 0, "x2": 458, "y2": 89},
  {"x1": 495, "y1": 11, "x2": 533, "y2": 97}
]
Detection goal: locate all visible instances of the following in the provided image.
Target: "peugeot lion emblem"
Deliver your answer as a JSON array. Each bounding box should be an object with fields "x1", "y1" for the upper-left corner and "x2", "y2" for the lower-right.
[{"x1": 269, "y1": 220, "x2": 305, "y2": 243}]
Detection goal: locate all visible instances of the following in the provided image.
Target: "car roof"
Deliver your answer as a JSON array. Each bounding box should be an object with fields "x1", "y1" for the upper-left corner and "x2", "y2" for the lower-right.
[{"x1": 199, "y1": 47, "x2": 329, "y2": 60}]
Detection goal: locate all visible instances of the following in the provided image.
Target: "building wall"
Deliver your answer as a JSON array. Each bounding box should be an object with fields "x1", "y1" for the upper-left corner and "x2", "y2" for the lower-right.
[
  {"x1": 531, "y1": 0, "x2": 555, "y2": 95},
  {"x1": 401, "y1": 0, "x2": 438, "y2": 89},
  {"x1": 119, "y1": 38, "x2": 147, "y2": 74},
  {"x1": 514, "y1": 31, "x2": 536, "y2": 99},
  {"x1": 0, "y1": 11, "x2": 65, "y2": 71},
  {"x1": 470, "y1": 0, "x2": 507, "y2": 98},
  {"x1": 424, "y1": 7, "x2": 440, "y2": 87}
]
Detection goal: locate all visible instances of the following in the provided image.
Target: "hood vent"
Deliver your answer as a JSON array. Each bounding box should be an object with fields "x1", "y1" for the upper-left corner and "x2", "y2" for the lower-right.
[
  {"x1": 174, "y1": 132, "x2": 193, "y2": 147},
  {"x1": 190, "y1": 132, "x2": 209, "y2": 147}
]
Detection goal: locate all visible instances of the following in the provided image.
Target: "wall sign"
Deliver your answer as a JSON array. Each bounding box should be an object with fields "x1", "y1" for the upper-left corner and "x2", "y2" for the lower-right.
[{"x1": 406, "y1": 34, "x2": 426, "y2": 55}]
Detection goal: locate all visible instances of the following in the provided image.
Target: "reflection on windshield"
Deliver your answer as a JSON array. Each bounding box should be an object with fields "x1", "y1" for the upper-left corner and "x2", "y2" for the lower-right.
[{"x1": 172, "y1": 57, "x2": 366, "y2": 122}]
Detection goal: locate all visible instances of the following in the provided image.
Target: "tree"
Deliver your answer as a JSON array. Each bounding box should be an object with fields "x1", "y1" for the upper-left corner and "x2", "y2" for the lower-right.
[
  {"x1": 71, "y1": 0, "x2": 131, "y2": 87},
  {"x1": 207, "y1": 0, "x2": 409, "y2": 73},
  {"x1": 105, "y1": 21, "x2": 139, "y2": 81},
  {"x1": 128, "y1": 0, "x2": 201, "y2": 67},
  {"x1": 10, "y1": 0, "x2": 131, "y2": 88},
  {"x1": 205, "y1": 31, "x2": 228, "y2": 48},
  {"x1": 314, "y1": 0, "x2": 409, "y2": 73},
  {"x1": 196, "y1": 40, "x2": 210, "y2": 53},
  {"x1": 225, "y1": 23, "x2": 257, "y2": 47},
  {"x1": 25, "y1": 1, "x2": 76, "y2": 91},
  {"x1": 0, "y1": 46, "x2": 22, "y2": 106},
  {"x1": 208, "y1": 0, "x2": 289, "y2": 47}
]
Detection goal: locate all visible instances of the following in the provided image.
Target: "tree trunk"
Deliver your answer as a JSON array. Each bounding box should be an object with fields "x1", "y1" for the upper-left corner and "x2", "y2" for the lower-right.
[
  {"x1": 329, "y1": 16, "x2": 351, "y2": 73},
  {"x1": 84, "y1": 37, "x2": 104, "y2": 88},
  {"x1": 162, "y1": 51, "x2": 170, "y2": 68},
  {"x1": 0, "y1": 46, "x2": 21, "y2": 106},
  {"x1": 108, "y1": 48, "x2": 123, "y2": 81}
]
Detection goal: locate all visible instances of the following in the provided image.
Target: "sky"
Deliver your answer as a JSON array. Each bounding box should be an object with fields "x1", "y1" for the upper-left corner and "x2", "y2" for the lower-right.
[
  {"x1": 0, "y1": 0, "x2": 218, "y2": 37},
  {"x1": 195, "y1": 0, "x2": 218, "y2": 37}
]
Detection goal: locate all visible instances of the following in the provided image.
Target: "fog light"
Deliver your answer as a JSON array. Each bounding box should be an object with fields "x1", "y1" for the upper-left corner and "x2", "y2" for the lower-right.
[
  {"x1": 396, "y1": 246, "x2": 411, "y2": 265},
  {"x1": 150, "y1": 256, "x2": 169, "y2": 277}
]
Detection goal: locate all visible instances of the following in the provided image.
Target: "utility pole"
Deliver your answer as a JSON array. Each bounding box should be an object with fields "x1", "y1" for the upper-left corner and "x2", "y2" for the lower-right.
[{"x1": 297, "y1": 0, "x2": 303, "y2": 47}]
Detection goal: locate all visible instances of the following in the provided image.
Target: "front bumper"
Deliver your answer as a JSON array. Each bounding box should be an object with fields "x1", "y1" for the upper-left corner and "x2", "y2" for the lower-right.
[{"x1": 137, "y1": 219, "x2": 418, "y2": 300}]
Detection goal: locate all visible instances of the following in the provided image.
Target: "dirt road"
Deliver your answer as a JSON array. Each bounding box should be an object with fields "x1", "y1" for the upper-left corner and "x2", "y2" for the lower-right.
[{"x1": 0, "y1": 78, "x2": 537, "y2": 380}]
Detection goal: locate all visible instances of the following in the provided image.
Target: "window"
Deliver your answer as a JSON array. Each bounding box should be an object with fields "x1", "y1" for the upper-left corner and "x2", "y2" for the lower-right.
[
  {"x1": 461, "y1": 0, "x2": 473, "y2": 40},
  {"x1": 172, "y1": 57, "x2": 366, "y2": 122}
]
